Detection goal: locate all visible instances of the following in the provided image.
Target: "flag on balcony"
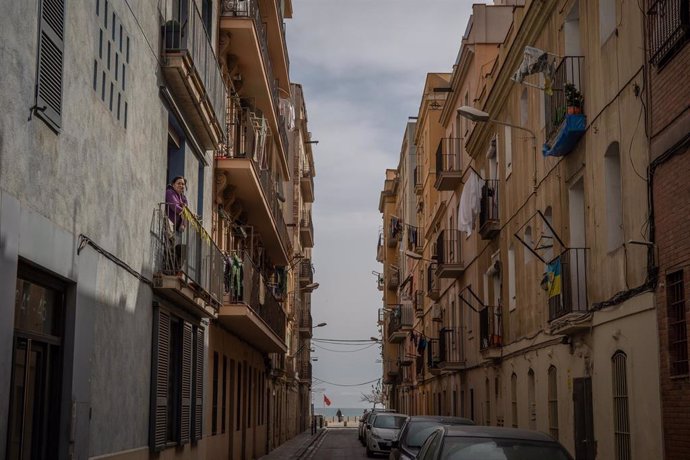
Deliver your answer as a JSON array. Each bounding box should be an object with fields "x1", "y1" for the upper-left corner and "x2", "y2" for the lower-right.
[
  {"x1": 545, "y1": 258, "x2": 562, "y2": 299},
  {"x1": 323, "y1": 394, "x2": 331, "y2": 406}
]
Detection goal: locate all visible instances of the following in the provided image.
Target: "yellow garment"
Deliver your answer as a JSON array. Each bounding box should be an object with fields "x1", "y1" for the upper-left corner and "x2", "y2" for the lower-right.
[{"x1": 181, "y1": 207, "x2": 211, "y2": 243}]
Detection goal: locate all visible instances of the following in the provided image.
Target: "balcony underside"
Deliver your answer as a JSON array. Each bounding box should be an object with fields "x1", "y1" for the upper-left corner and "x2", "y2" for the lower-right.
[
  {"x1": 161, "y1": 53, "x2": 224, "y2": 150},
  {"x1": 217, "y1": 303, "x2": 287, "y2": 353},
  {"x1": 300, "y1": 227, "x2": 314, "y2": 248},
  {"x1": 549, "y1": 312, "x2": 592, "y2": 335},
  {"x1": 388, "y1": 330, "x2": 407, "y2": 343},
  {"x1": 481, "y1": 347, "x2": 502, "y2": 361},
  {"x1": 216, "y1": 158, "x2": 288, "y2": 264},
  {"x1": 434, "y1": 172, "x2": 463, "y2": 191},
  {"x1": 438, "y1": 361, "x2": 465, "y2": 371},
  {"x1": 429, "y1": 367, "x2": 442, "y2": 376},
  {"x1": 299, "y1": 327, "x2": 312, "y2": 338},
  {"x1": 153, "y1": 274, "x2": 218, "y2": 318},
  {"x1": 479, "y1": 220, "x2": 500, "y2": 240},
  {"x1": 219, "y1": 18, "x2": 288, "y2": 175},
  {"x1": 437, "y1": 264, "x2": 465, "y2": 278},
  {"x1": 300, "y1": 177, "x2": 314, "y2": 202}
]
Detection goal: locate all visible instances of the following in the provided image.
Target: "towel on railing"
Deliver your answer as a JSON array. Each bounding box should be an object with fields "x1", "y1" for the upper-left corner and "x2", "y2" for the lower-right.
[{"x1": 459, "y1": 171, "x2": 484, "y2": 236}]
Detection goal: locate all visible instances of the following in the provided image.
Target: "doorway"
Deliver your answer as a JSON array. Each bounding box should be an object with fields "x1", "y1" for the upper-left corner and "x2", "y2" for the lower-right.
[{"x1": 573, "y1": 377, "x2": 596, "y2": 460}]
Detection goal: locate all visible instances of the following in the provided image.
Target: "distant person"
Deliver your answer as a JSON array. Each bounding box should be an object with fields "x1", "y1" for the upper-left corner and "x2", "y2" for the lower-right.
[{"x1": 336, "y1": 408, "x2": 343, "y2": 422}]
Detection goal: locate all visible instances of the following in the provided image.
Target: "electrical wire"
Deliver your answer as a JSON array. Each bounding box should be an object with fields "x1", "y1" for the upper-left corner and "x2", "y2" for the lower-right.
[
  {"x1": 312, "y1": 377, "x2": 380, "y2": 387},
  {"x1": 312, "y1": 343, "x2": 377, "y2": 353}
]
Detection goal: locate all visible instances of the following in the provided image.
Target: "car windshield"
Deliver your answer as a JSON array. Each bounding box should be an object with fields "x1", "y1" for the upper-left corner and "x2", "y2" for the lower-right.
[
  {"x1": 441, "y1": 437, "x2": 572, "y2": 460},
  {"x1": 405, "y1": 422, "x2": 449, "y2": 448},
  {"x1": 373, "y1": 415, "x2": 406, "y2": 429}
]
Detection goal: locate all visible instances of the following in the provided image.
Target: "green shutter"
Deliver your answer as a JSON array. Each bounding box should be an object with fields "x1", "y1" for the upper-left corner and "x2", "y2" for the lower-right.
[
  {"x1": 193, "y1": 326, "x2": 205, "y2": 441},
  {"x1": 150, "y1": 306, "x2": 170, "y2": 452},
  {"x1": 179, "y1": 321, "x2": 193, "y2": 444},
  {"x1": 35, "y1": 0, "x2": 65, "y2": 131}
]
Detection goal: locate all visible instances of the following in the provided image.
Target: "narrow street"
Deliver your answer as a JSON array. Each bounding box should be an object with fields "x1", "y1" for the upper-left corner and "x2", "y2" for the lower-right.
[{"x1": 303, "y1": 428, "x2": 372, "y2": 460}]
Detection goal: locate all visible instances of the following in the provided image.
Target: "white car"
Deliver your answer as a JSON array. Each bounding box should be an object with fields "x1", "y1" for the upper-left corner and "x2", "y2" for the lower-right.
[{"x1": 365, "y1": 413, "x2": 408, "y2": 457}]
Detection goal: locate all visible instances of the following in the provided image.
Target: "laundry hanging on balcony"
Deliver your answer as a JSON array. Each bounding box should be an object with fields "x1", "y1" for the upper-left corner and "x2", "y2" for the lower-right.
[
  {"x1": 458, "y1": 171, "x2": 484, "y2": 236},
  {"x1": 512, "y1": 46, "x2": 555, "y2": 95},
  {"x1": 390, "y1": 216, "x2": 403, "y2": 239}
]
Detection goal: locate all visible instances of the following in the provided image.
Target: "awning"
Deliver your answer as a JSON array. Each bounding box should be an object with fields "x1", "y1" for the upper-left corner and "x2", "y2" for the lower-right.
[{"x1": 542, "y1": 114, "x2": 586, "y2": 157}]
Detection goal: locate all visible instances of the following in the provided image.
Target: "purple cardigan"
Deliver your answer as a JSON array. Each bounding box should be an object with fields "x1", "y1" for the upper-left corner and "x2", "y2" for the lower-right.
[{"x1": 165, "y1": 185, "x2": 188, "y2": 231}]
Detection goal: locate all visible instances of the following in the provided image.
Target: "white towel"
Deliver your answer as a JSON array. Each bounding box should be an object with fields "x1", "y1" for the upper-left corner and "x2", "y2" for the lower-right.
[{"x1": 458, "y1": 171, "x2": 484, "y2": 236}]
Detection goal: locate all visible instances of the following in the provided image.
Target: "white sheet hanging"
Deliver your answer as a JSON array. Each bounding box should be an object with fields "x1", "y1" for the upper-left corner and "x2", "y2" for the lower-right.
[{"x1": 458, "y1": 171, "x2": 484, "y2": 236}]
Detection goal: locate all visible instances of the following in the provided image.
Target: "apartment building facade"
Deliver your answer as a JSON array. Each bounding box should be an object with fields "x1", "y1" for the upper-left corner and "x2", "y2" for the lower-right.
[
  {"x1": 645, "y1": 1, "x2": 690, "y2": 458},
  {"x1": 378, "y1": 2, "x2": 664, "y2": 459},
  {"x1": 1, "y1": 1, "x2": 312, "y2": 459}
]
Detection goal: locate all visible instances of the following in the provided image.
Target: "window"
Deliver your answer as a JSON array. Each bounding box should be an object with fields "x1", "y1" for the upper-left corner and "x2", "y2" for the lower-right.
[
  {"x1": 150, "y1": 305, "x2": 204, "y2": 451},
  {"x1": 520, "y1": 88, "x2": 529, "y2": 127},
  {"x1": 470, "y1": 388, "x2": 475, "y2": 421},
  {"x1": 510, "y1": 372, "x2": 518, "y2": 428},
  {"x1": 485, "y1": 378, "x2": 491, "y2": 425},
  {"x1": 212, "y1": 352, "x2": 219, "y2": 434},
  {"x1": 599, "y1": 0, "x2": 616, "y2": 44},
  {"x1": 648, "y1": 0, "x2": 690, "y2": 67},
  {"x1": 528, "y1": 369, "x2": 536, "y2": 430},
  {"x1": 508, "y1": 244, "x2": 517, "y2": 310},
  {"x1": 504, "y1": 125, "x2": 513, "y2": 177},
  {"x1": 548, "y1": 366, "x2": 559, "y2": 439},
  {"x1": 33, "y1": 0, "x2": 65, "y2": 131},
  {"x1": 222, "y1": 355, "x2": 227, "y2": 433},
  {"x1": 612, "y1": 352, "x2": 631, "y2": 460},
  {"x1": 7, "y1": 267, "x2": 65, "y2": 459},
  {"x1": 605, "y1": 143, "x2": 624, "y2": 251},
  {"x1": 236, "y1": 361, "x2": 242, "y2": 429},
  {"x1": 667, "y1": 271, "x2": 688, "y2": 376}
]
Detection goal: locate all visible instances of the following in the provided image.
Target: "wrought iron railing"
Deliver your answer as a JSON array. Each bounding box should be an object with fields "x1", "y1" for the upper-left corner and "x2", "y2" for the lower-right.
[
  {"x1": 388, "y1": 267, "x2": 400, "y2": 289},
  {"x1": 647, "y1": 0, "x2": 690, "y2": 66},
  {"x1": 299, "y1": 307, "x2": 312, "y2": 330},
  {"x1": 160, "y1": 0, "x2": 227, "y2": 129},
  {"x1": 427, "y1": 338, "x2": 441, "y2": 370},
  {"x1": 299, "y1": 259, "x2": 313, "y2": 284},
  {"x1": 406, "y1": 225, "x2": 423, "y2": 253},
  {"x1": 222, "y1": 250, "x2": 286, "y2": 338},
  {"x1": 436, "y1": 229, "x2": 462, "y2": 266},
  {"x1": 439, "y1": 328, "x2": 464, "y2": 364},
  {"x1": 427, "y1": 263, "x2": 439, "y2": 298},
  {"x1": 548, "y1": 248, "x2": 588, "y2": 321},
  {"x1": 154, "y1": 203, "x2": 224, "y2": 307},
  {"x1": 479, "y1": 180, "x2": 499, "y2": 228},
  {"x1": 300, "y1": 211, "x2": 314, "y2": 237},
  {"x1": 479, "y1": 305, "x2": 502, "y2": 351},
  {"x1": 435, "y1": 137, "x2": 463, "y2": 175},
  {"x1": 414, "y1": 289, "x2": 424, "y2": 312},
  {"x1": 299, "y1": 361, "x2": 312, "y2": 381},
  {"x1": 387, "y1": 304, "x2": 413, "y2": 339},
  {"x1": 545, "y1": 56, "x2": 585, "y2": 141}
]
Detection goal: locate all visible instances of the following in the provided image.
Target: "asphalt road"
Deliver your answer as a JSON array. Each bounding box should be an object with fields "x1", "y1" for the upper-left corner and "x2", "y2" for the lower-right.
[{"x1": 305, "y1": 428, "x2": 388, "y2": 459}]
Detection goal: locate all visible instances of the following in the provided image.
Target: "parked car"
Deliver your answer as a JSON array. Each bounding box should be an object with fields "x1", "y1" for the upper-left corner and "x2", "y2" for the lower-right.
[
  {"x1": 359, "y1": 408, "x2": 396, "y2": 444},
  {"x1": 389, "y1": 416, "x2": 475, "y2": 460},
  {"x1": 414, "y1": 425, "x2": 574, "y2": 460},
  {"x1": 365, "y1": 413, "x2": 408, "y2": 457}
]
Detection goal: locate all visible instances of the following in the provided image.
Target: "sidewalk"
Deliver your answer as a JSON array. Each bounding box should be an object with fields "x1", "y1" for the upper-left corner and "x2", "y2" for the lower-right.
[{"x1": 259, "y1": 428, "x2": 326, "y2": 459}]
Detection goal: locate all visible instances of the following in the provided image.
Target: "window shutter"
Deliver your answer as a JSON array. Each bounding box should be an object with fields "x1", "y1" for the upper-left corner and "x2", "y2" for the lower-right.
[
  {"x1": 179, "y1": 322, "x2": 193, "y2": 444},
  {"x1": 36, "y1": 0, "x2": 65, "y2": 131},
  {"x1": 150, "y1": 307, "x2": 170, "y2": 452},
  {"x1": 193, "y1": 326, "x2": 205, "y2": 441}
]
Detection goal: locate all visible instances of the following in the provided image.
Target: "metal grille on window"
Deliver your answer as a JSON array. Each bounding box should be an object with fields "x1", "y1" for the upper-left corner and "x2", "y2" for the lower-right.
[
  {"x1": 647, "y1": 0, "x2": 690, "y2": 67},
  {"x1": 612, "y1": 351, "x2": 631, "y2": 460},
  {"x1": 548, "y1": 366, "x2": 559, "y2": 440},
  {"x1": 667, "y1": 270, "x2": 689, "y2": 376}
]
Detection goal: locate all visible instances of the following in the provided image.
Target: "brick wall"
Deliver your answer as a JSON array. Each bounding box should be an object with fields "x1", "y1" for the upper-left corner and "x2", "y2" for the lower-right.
[
  {"x1": 653, "y1": 148, "x2": 690, "y2": 460},
  {"x1": 649, "y1": 42, "x2": 690, "y2": 138}
]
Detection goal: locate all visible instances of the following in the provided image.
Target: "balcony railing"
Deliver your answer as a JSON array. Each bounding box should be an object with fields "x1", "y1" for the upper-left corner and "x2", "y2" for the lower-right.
[
  {"x1": 299, "y1": 259, "x2": 313, "y2": 286},
  {"x1": 153, "y1": 203, "x2": 224, "y2": 309},
  {"x1": 427, "y1": 263, "x2": 440, "y2": 300},
  {"x1": 223, "y1": 250, "x2": 286, "y2": 339},
  {"x1": 545, "y1": 56, "x2": 585, "y2": 141},
  {"x1": 388, "y1": 217, "x2": 402, "y2": 247},
  {"x1": 647, "y1": 0, "x2": 690, "y2": 67},
  {"x1": 435, "y1": 138, "x2": 463, "y2": 191},
  {"x1": 436, "y1": 229, "x2": 464, "y2": 277},
  {"x1": 160, "y1": 0, "x2": 227, "y2": 146},
  {"x1": 414, "y1": 166, "x2": 423, "y2": 194},
  {"x1": 299, "y1": 308, "x2": 312, "y2": 336},
  {"x1": 299, "y1": 361, "x2": 312, "y2": 382},
  {"x1": 413, "y1": 289, "x2": 424, "y2": 313},
  {"x1": 479, "y1": 179, "x2": 500, "y2": 239},
  {"x1": 479, "y1": 305, "x2": 503, "y2": 351},
  {"x1": 439, "y1": 328, "x2": 464, "y2": 368},
  {"x1": 406, "y1": 225, "x2": 423, "y2": 254},
  {"x1": 222, "y1": 0, "x2": 283, "y2": 140},
  {"x1": 388, "y1": 267, "x2": 400, "y2": 289},
  {"x1": 427, "y1": 338, "x2": 441, "y2": 374},
  {"x1": 300, "y1": 211, "x2": 314, "y2": 247},
  {"x1": 387, "y1": 303, "x2": 413, "y2": 341},
  {"x1": 548, "y1": 248, "x2": 588, "y2": 322}
]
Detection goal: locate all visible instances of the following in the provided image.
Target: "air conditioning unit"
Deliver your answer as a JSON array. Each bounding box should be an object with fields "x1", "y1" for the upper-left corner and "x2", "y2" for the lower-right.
[{"x1": 431, "y1": 304, "x2": 443, "y2": 322}]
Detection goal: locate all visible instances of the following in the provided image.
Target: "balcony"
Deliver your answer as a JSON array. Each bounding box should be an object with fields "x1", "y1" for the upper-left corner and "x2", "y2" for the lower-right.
[
  {"x1": 427, "y1": 263, "x2": 440, "y2": 300},
  {"x1": 543, "y1": 56, "x2": 586, "y2": 158},
  {"x1": 427, "y1": 338, "x2": 442, "y2": 375},
  {"x1": 434, "y1": 138, "x2": 463, "y2": 191},
  {"x1": 287, "y1": 291, "x2": 300, "y2": 321},
  {"x1": 152, "y1": 204, "x2": 223, "y2": 318},
  {"x1": 299, "y1": 308, "x2": 312, "y2": 338},
  {"x1": 647, "y1": 0, "x2": 690, "y2": 67},
  {"x1": 218, "y1": 251, "x2": 287, "y2": 353},
  {"x1": 479, "y1": 180, "x2": 500, "y2": 240},
  {"x1": 406, "y1": 225, "x2": 423, "y2": 254},
  {"x1": 299, "y1": 361, "x2": 312, "y2": 384},
  {"x1": 439, "y1": 328, "x2": 465, "y2": 370},
  {"x1": 159, "y1": 0, "x2": 227, "y2": 150},
  {"x1": 269, "y1": 352, "x2": 286, "y2": 378},
  {"x1": 414, "y1": 289, "x2": 424, "y2": 317},
  {"x1": 387, "y1": 267, "x2": 400, "y2": 290},
  {"x1": 436, "y1": 230, "x2": 464, "y2": 278},
  {"x1": 220, "y1": 0, "x2": 289, "y2": 169},
  {"x1": 413, "y1": 165, "x2": 423, "y2": 195},
  {"x1": 387, "y1": 303, "x2": 414, "y2": 343},
  {"x1": 548, "y1": 248, "x2": 589, "y2": 334},
  {"x1": 388, "y1": 217, "x2": 402, "y2": 248},
  {"x1": 298, "y1": 259, "x2": 313, "y2": 287},
  {"x1": 480, "y1": 305, "x2": 503, "y2": 361},
  {"x1": 300, "y1": 169, "x2": 315, "y2": 203},
  {"x1": 261, "y1": 0, "x2": 291, "y2": 91},
  {"x1": 300, "y1": 211, "x2": 314, "y2": 248}
]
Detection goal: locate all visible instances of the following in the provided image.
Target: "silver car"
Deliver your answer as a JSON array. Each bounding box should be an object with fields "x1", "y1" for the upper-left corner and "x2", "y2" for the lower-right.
[{"x1": 365, "y1": 413, "x2": 408, "y2": 457}]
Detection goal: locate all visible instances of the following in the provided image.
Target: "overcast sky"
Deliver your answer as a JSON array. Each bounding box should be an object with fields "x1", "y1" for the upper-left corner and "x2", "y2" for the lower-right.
[{"x1": 287, "y1": 0, "x2": 475, "y2": 410}]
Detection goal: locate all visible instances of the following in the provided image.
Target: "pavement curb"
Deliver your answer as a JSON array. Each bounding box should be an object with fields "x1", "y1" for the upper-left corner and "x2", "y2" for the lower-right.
[{"x1": 292, "y1": 428, "x2": 328, "y2": 459}]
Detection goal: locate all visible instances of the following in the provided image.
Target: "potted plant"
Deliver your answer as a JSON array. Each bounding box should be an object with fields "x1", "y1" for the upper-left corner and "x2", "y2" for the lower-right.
[{"x1": 564, "y1": 83, "x2": 583, "y2": 114}]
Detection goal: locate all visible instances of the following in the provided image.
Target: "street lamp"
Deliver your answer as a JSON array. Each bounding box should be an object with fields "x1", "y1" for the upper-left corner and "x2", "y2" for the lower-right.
[
  {"x1": 314, "y1": 322, "x2": 327, "y2": 328},
  {"x1": 457, "y1": 106, "x2": 538, "y2": 188},
  {"x1": 304, "y1": 282, "x2": 320, "y2": 292}
]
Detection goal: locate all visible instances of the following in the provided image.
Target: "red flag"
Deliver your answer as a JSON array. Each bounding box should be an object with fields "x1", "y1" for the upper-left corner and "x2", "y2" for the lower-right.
[{"x1": 323, "y1": 394, "x2": 331, "y2": 406}]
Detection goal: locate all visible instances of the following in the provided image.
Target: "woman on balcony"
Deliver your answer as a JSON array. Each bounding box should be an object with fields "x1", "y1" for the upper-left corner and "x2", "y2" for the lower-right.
[{"x1": 165, "y1": 176, "x2": 188, "y2": 272}]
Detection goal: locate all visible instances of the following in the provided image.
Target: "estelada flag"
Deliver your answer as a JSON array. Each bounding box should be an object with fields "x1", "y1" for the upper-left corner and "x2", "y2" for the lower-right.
[{"x1": 323, "y1": 394, "x2": 331, "y2": 406}]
